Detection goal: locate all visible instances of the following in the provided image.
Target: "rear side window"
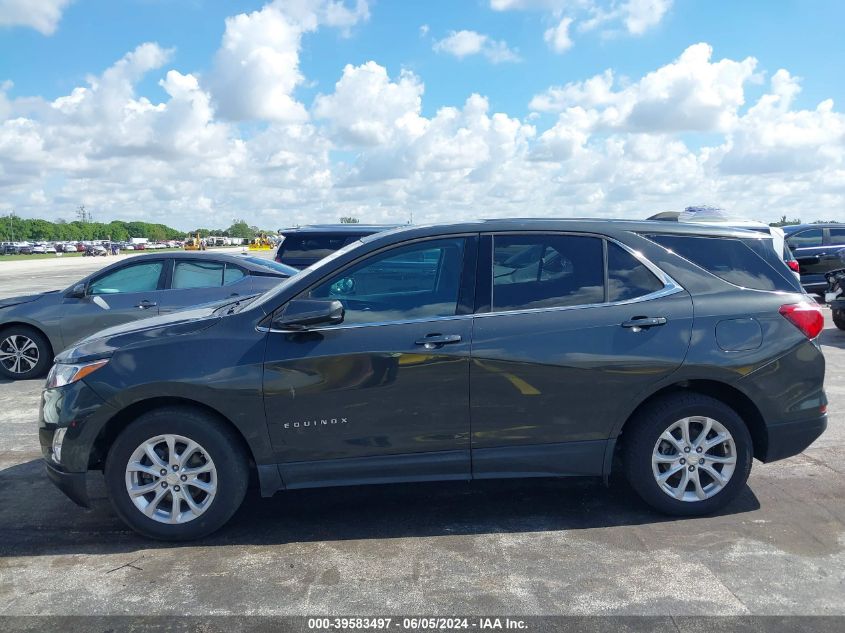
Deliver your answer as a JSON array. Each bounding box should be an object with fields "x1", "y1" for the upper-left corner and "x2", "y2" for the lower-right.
[
  {"x1": 173, "y1": 261, "x2": 225, "y2": 289},
  {"x1": 492, "y1": 235, "x2": 604, "y2": 311},
  {"x1": 829, "y1": 228, "x2": 845, "y2": 246},
  {"x1": 646, "y1": 234, "x2": 801, "y2": 292},
  {"x1": 607, "y1": 242, "x2": 663, "y2": 302}
]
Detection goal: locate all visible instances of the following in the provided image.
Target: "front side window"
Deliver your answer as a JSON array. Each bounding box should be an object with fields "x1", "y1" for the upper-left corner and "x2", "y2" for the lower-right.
[
  {"x1": 307, "y1": 238, "x2": 466, "y2": 324},
  {"x1": 786, "y1": 229, "x2": 823, "y2": 248},
  {"x1": 89, "y1": 262, "x2": 163, "y2": 295},
  {"x1": 607, "y1": 242, "x2": 664, "y2": 302},
  {"x1": 492, "y1": 235, "x2": 604, "y2": 311}
]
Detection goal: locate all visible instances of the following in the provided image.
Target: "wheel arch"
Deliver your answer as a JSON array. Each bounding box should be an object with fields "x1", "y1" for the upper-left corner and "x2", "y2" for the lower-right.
[
  {"x1": 613, "y1": 379, "x2": 768, "y2": 464},
  {"x1": 91, "y1": 397, "x2": 250, "y2": 464}
]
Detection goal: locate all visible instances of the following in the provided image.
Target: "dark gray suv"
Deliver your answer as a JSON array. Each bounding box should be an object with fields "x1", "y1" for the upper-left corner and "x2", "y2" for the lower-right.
[{"x1": 40, "y1": 220, "x2": 827, "y2": 540}]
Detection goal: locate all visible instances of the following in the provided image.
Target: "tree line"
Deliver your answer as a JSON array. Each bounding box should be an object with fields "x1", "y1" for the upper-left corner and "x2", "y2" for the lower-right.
[{"x1": 0, "y1": 216, "x2": 268, "y2": 242}]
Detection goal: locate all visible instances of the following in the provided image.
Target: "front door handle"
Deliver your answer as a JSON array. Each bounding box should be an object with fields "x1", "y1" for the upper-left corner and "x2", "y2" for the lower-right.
[
  {"x1": 622, "y1": 316, "x2": 667, "y2": 331},
  {"x1": 415, "y1": 333, "x2": 462, "y2": 349},
  {"x1": 135, "y1": 300, "x2": 157, "y2": 310}
]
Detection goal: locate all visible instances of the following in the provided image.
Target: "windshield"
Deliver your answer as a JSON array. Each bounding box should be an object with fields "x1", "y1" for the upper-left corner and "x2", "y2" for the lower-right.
[{"x1": 248, "y1": 238, "x2": 366, "y2": 312}]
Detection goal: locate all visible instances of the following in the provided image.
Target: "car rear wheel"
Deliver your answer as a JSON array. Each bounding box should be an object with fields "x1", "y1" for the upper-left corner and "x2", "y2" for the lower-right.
[
  {"x1": 623, "y1": 393, "x2": 753, "y2": 516},
  {"x1": 832, "y1": 309, "x2": 845, "y2": 330},
  {"x1": 104, "y1": 406, "x2": 249, "y2": 540},
  {"x1": 0, "y1": 326, "x2": 52, "y2": 380}
]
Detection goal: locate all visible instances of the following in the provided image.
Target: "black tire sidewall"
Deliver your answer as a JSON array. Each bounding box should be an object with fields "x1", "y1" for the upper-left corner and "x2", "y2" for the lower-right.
[
  {"x1": 104, "y1": 407, "x2": 249, "y2": 540},
  {"x1": 623, "y1": 394, "x2": 753, "y2": 516},
  {"x1": 0, "y1": 326, "x2": 52, "y2": 380},
  {"x1": 832, "y1": 309, "x2": 845, "y2": 330}
]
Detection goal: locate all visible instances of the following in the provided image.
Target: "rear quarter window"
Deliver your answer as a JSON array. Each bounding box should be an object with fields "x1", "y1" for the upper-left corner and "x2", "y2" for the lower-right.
[{"x1": 645, "y1": 234, "x2": 801, "y2": 292}]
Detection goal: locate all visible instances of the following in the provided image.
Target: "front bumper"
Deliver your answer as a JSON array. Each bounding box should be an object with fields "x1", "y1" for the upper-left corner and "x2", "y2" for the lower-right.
[
  {"x1": 44, "y1": 461, "x2": 90, "y2": 508},
  {"x1": 39, "y1": 378, "x2": 115, "y2": 505},
  {"x1": 761, "y1": 413, "x2": 827, "y2": 462}
]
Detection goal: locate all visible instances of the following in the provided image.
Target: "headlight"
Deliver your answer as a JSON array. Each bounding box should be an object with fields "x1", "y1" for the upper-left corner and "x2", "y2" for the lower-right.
[
  {"x1": 45, "y1": 359, "x2": 109, "y2": 389},
  {"x1": 51, "y1": 428, "x2": 67, "y2": 463}
]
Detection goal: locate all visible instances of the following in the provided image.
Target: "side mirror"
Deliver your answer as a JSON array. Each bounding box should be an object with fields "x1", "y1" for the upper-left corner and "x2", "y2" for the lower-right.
[
  {"x1": 67, "y1": 283, "x2": 87, "y2": 299},
  {"x1": 274, "y1": 299, "x2": 344, "y2": 330}
]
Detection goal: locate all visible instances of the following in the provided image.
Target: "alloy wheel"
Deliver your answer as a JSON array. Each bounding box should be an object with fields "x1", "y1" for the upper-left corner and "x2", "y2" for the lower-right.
[
  {"x1": 651, "y1": 416, "x2": 737, "y2": 502},
  {"x1": 0, "y1": 334, "x2": 39, "y2": 375},
  {"x1": 124, "y1": 434, "x2": 217, "y2": 524}
]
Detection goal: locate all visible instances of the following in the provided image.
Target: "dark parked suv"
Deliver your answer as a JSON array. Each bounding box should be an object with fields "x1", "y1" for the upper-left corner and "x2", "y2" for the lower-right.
[
  {"x1": 783, "y1": 223, "x2": 845, "y2": 294},
  {"x1": 40, "y1": 220, "x2": 827, "y2": 540},
  {"x1": 274, "y1": 224, "x2": 397, "y2": 268}
]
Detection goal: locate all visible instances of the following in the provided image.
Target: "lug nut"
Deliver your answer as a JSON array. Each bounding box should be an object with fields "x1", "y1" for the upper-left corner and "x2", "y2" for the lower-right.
[
  {"x1": 699, "y1": 459, "x2": 705, "y2": 465},
  {"x1": 688, "y1": 465, "x2": 695, "y2": 472},
  {"x1": 180, "y1": 474, "x2": 187, "y2": 482},
  {"x1": 680, "y1": 458, "x2": 686, "y2": 465},
  {"x1": 161, "y1": 482, "x2": 168, "y2": 488},
  {"x1": 174, "y1": 485, "x2": 181, "y2": 492},
  {"x1": 696, "y1": 447, "x2": 703, "y2": 453},
  {"x1": 684, "y1": 447, "x2": 691, "y2": 453},
  {"x1": 172, "y1": 465, "x2": 178, "y2": 471},
  {"x1": 160, "y1": 469, "x2": 167, "y2": 476}
]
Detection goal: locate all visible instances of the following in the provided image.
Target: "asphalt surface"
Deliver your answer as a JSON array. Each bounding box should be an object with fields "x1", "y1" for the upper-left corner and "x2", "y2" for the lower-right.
[{"x1": 0, "y1": 256, "x2": 843, "y2": 616}]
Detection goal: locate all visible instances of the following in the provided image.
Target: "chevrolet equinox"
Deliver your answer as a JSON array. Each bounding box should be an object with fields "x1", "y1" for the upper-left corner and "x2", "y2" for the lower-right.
[{"x1": 40, "y1": 220, "x2": 828, "y2": 540}]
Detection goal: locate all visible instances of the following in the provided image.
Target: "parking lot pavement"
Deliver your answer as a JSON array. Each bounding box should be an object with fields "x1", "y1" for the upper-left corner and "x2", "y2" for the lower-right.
[{"x1": 0, "y1": 269, "x2": 843, "y2": 615}]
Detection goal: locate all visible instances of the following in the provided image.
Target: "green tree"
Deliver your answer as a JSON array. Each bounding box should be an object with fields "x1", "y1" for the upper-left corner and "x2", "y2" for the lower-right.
[{"x1": 340, "y1": 216, "x2": 360, "y2": 224}]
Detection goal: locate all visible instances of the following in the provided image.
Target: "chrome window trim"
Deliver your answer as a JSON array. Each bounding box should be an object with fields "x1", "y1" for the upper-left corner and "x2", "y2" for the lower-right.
[
  {"x1": 258, "y1": 313, "x2": 474, "y2": 334},
  {"x1": 258, "y1": 231, "x2": 685, "y2": 333}
]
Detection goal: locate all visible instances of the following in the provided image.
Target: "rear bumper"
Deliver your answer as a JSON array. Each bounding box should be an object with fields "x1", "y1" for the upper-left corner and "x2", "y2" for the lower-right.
[
  {"x1": 761, "y1": 414, "x2": 827, "y2": 463},
  {"x1": 44, "y1": 461, "x2": 90, "y2": 508}
]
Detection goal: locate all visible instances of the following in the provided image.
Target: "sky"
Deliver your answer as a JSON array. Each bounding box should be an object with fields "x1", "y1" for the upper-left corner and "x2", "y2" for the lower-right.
[{"x1": 0, "y1": 0, "x2": 844, "y2": 231}]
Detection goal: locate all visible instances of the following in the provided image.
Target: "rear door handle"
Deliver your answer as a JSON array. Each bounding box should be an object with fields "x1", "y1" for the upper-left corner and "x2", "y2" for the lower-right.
[
  {"x1": 135, "y1": 300, "x2": 157, "y2": 309},
  {"x1": 415, "y1": 333, "x2": 462, "y2": 349},
  {"x1": 622, "y1": 317, "x2": 667, "y2": 331}
]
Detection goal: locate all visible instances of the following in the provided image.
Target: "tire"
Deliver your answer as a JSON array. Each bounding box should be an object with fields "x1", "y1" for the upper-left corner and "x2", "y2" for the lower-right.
[
  {"x1": 0, "y1": 325, "x2": 53, "y2": 380},
  {"x1": 104, "y1": 406, "x2": 249, "y2": 540},
  {"x1": 622, "y1": 393, "x2": 753, "y2": 516},
  {"x1": 832, "y1": 309, "x2": 845, "y2": 331}
]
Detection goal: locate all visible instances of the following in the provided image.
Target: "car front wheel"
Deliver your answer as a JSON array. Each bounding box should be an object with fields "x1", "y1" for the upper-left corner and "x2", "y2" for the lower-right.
[
  {"x1": 104, "y1": 406, "x2": 249, "y2": 540},
  {"x1": 0, "y1": 326, "x2": 52, "y2": 380},
  {"x1": 623, "y1": 393, "x2": 753, "y2": 516}
]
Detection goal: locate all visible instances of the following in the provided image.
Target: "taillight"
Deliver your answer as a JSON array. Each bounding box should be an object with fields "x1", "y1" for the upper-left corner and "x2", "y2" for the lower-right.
[
  {"x1": 779, "y1": 303, "x2": 824, "y2": 339},
  {"x1": 787, "y1": 260, "x2": 800, "y2": 272}
]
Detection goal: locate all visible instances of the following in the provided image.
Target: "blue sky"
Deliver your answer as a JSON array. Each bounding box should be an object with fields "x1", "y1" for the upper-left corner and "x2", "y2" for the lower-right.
[
  {"x1": 1, "y1": 0, "x2": 844, "y2": 229},
  {"x1": 3, "y1": 1, "x2": 843, "y2": 115}
]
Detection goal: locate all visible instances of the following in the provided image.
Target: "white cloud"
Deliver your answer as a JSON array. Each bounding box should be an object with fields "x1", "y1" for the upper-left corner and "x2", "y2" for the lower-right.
[
  {"x1": 530, "y1": 43, "x2": 757, "y2": 135},
  {"x1": 433, "y1": 30, "x2": 521, "y2": 63},
  {"x1": 1, "y1": 19, "x2": 844, "y2": 231},
  {"x1": 0, "y1": 0, "x2": 72, "y2": 35},
  {"x1": 493, "y1": 0, "x2": 672, "y2": 52},
  {"x1": 622, "y1": 0, "x2": 673, "y2": 35},
  {"x1": 208, "y1": 0, "x2": 369, "y2": 122},
  {"x1": 313, "y1": 62, "x2": 424, "y2": 146},
  {"x1": 544, "y1": 17, "x2": 574, "y2": 53}
]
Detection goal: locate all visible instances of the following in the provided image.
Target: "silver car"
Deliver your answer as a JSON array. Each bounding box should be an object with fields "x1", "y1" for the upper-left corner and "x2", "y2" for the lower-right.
[{"x1": 0, "y1": 252, "x2": 297, "y2": 380}]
